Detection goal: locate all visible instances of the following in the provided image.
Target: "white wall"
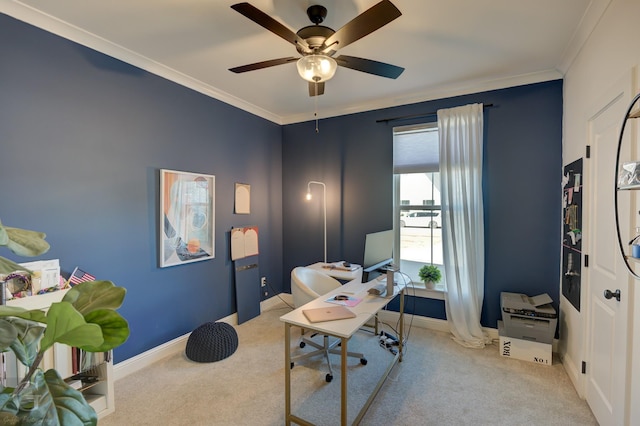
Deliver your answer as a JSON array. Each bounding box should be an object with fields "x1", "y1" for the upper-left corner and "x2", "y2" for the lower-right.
[{"x1": 562, "y1": 0, "x2": 640, "y2": 422}]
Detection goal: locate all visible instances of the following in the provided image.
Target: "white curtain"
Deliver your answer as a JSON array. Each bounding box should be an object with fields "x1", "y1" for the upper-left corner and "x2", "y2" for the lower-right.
[{"x1": 437, "y1": 103, "x2": 491, "y2": 348}]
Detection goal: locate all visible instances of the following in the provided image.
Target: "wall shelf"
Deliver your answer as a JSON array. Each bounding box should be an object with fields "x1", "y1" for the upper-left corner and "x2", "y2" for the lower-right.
[
  {"x1": 618, "y1": 183, "x2": 640, "y2": 190},
  {"x1": 614, "y1": 92, "x2": 640, "y2": 279},
  {"x1": 6, "y1": 288, "x2": 69, "y2": 310}
]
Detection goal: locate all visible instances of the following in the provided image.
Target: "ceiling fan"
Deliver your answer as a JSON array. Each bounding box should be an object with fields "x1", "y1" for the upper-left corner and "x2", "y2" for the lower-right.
[{"x1": 229, "y1": 1, "x2": 404, "y2": 97}]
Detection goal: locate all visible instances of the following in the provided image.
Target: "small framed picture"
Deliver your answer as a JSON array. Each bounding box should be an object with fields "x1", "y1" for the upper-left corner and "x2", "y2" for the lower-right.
[{"x1": 235, "y1": 183, "x2": 251, "y2": 214}]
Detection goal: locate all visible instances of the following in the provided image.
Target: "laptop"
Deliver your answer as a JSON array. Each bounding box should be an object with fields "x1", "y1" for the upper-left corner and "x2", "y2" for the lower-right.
[{"x1": 302, "y1": 305, "x2": 356, "y2": 323}]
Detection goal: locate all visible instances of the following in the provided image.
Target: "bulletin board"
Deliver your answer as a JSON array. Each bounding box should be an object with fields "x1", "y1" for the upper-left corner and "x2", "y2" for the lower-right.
[{"x1": 562, "y1": 158, "x2": 582, "y2": 312}]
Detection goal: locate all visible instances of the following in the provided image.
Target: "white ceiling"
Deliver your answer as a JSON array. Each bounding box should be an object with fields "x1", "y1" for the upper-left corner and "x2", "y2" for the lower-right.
[{"x1": 2, "y1": 0, "x2": 610, "y2": 124}]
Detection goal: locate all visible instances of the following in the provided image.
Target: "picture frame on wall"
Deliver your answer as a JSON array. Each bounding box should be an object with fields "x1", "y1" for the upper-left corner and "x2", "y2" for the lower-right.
[
  {"x1": 160, "y1": 169, "x2": 215, "y2": 268},
  {"x1": 235, "y1": 183, "x2": 251, "y2": 214}
]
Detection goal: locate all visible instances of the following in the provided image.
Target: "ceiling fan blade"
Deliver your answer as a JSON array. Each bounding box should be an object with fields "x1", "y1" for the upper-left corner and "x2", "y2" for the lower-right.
[
  {"x1": 229, "y1": 57, "x2": 298, "y2": 73},
  {"x1": 308, "y1": 81, "x2": 325, "y2": 97},
  {"x1": 335, "y1": 55, "x2": 404, "y2": 79},
  {"x1": 321, "y1": 0, "x2": 401, "y2": 53},
  {"x1": 231, "y1": 3, "x2": 310, "y2": 52}
]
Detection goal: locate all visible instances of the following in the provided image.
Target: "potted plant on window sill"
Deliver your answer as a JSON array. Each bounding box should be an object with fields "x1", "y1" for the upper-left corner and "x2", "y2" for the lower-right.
[
  {"x1": 418, "y1": 264, "x2": 442, "y2": 290},
  {"x1": 0, "y1": 218, "x2": 130, "y2": 426}
]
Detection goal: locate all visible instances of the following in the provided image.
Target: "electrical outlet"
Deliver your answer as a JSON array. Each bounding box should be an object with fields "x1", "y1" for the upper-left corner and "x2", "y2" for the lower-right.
[{"x1": 261, "y1": 277, "x2": 266, "y2": 287}]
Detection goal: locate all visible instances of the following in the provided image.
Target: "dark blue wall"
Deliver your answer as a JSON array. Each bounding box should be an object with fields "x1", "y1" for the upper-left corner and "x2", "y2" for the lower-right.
[
  {"x1": 1, "y1": 12, "x2": 562, "y2": 363},
  {"x1": 0, "y1": 14, "x2": 283, "y2": 363},
  {"x1": 282, "y1": 81, "x2": 563, "y2": 329}
]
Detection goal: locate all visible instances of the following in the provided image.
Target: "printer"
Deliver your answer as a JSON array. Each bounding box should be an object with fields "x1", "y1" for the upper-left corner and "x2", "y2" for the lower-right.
[{"x1": 500, "y1": 292, "x2": 558, "y2": 344}]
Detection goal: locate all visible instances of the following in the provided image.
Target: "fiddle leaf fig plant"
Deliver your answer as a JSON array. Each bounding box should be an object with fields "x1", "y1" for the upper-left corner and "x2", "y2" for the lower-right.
[
  {"x1": 0, "y1": 219, "x2": 130, "y2": 425},
  {"x1": 0, "y1": 218, "x2": 50, "y2": 276},
  {"x1": 0, "y1": 281, "x2": 129, "y2": 425}
]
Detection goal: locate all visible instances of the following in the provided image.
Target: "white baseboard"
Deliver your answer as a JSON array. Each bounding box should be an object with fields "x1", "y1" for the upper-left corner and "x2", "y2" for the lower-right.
[
  {"x1": 377, "y1": 310, "x2": 496, "y2": 337},
  {"x1": 560, "y1": 351, "x2": 585, "y2": 398},
  {"x1": 261, "y1": 293, "x2": 292, "y2": 311},
  {"x1": 377, "y1": 308, "x2": 450, "y2": 334},
  {"x1": 113, "y1": 333, "x2": 189, "y2": 381},
  {"x1": 113, "y1": 294, "x2": 556, "y2": 381},
  {"x1": 113, "y1": 296, "x2": 290, "y2": 381},
  {"x1": 113, "y1": 312, "x2": 238, "y2": 382}
]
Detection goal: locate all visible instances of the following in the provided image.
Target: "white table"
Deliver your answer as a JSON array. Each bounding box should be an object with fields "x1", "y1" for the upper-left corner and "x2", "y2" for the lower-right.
[
  {"x1": 306, "y1": 261, "x2": 363, "y2": 282},
  {"x1": 280, "y1": 276, "x2": 405, "y2": 425}
]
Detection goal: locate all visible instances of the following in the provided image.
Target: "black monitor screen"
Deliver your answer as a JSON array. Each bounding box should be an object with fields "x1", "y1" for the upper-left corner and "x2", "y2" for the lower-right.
[{"x1": 362, "y1": 229, "x2": 393, "y2": 282}]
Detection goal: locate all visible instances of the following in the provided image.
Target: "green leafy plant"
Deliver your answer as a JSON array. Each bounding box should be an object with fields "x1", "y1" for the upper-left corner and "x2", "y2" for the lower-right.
[
  {"x1": 0, "y1": 218, "x2": 51, "y2": 276},
  {"x1": 0, "y1": 219, "x2": 129, "y2": 425},
  {"x1": 418, "y1": 264, "x2": 442, "y2": 284}
]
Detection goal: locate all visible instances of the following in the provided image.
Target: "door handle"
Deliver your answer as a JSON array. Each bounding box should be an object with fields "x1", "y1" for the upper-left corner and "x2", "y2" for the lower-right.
[{"x1": 604, "y1": 289, "x2": 621, "y2": 302}]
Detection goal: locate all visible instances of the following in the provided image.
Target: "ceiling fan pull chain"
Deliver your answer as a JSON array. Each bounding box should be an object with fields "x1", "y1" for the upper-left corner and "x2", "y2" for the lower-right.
[{"x1": 315, "y1": 82, "x2": 319, "y2": 133}]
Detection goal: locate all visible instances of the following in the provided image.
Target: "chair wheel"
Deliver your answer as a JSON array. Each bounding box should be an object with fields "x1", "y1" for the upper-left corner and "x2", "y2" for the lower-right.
[
  {"x1": 290, "y1": 362, "x2": 294, "y2": 369},
  {"x1": 325, "y1": 374, "x2": 333, "y2": 383},
  {"x1": 360, "y1": 358, "x2": 368, "y2": 365},
  {"x1": 299, "y1": 342, "x2": 306, "y2": 348}
]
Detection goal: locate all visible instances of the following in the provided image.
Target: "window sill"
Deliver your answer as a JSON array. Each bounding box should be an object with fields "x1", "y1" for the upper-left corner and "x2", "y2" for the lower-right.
[{"x1": 404, "y1": 282, "x2": 446, "y2": 300}]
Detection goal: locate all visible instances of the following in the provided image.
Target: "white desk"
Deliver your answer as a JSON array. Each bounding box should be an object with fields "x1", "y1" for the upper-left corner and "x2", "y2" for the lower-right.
[
  {"x1": 306, "y1": 261, "x2": 363, "y2": 282},
  {"x1": 280, "y1": 276, "x2": 405, "y2": 425}
]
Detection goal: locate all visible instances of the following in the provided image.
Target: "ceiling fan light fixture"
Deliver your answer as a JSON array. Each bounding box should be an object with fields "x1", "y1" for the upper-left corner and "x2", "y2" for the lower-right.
[{"x1": 296, "y1": 55, "x2": 337, "y2": 83}]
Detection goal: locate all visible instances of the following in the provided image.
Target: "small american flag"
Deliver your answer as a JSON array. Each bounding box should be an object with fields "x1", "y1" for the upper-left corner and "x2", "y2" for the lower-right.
[{"x1": 68, "y1": 267, "x2": 96, "y2": 286}]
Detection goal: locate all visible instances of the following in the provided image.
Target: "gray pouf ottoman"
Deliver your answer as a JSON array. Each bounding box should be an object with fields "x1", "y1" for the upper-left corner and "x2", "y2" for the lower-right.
[{"x1": 186, "y1": 322, "x2": 238, "y2": 362}]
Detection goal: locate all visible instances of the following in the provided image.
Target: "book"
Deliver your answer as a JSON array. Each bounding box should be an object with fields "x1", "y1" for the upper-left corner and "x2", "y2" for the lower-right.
[{"x1": 65, "y1": 379, "x2": 83, "y2": 390}]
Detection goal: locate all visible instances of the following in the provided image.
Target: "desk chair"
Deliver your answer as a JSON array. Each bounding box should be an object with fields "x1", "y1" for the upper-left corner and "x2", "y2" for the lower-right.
[{"x1": 290, "y1": 267, "x2": 367, "y2": 382}]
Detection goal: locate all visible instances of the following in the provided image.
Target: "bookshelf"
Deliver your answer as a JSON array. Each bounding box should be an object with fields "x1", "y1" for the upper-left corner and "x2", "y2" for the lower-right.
[{"x1": 3, "y1": 289, "x2": 115, "y2": 419}]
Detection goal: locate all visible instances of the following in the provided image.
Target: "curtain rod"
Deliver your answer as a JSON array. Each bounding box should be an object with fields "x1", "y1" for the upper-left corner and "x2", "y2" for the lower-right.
[{"x1": 376, "y1": 103, "x2": 494, "y2": 123}]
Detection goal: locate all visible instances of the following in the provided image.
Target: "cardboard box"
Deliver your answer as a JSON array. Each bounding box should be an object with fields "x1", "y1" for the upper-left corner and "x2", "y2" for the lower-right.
[{"x1": 498, "y1": 320, "x2": 552, "y2": 366}]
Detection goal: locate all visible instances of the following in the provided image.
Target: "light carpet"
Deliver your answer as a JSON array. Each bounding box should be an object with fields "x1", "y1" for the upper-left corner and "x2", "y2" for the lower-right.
[{"x1": 99, "y1": 303, "x2": 596, "y2": 425}]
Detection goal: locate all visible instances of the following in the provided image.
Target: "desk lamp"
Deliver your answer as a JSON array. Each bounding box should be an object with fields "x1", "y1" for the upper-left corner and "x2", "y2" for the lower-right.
[{"x1": 306, "y1": 181, "x2": 327, "y2": 264}]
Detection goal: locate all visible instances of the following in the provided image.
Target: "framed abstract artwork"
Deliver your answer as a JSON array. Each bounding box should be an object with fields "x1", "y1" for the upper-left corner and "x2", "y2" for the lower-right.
[{"x1": 160, "y1": 169, "x2": 215, "y2": 268}]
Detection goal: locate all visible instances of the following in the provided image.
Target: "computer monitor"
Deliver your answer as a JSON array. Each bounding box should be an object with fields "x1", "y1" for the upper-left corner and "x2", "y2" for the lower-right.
[{"x1": 361, "y1": 229, "x2": 394, "y2": 282}]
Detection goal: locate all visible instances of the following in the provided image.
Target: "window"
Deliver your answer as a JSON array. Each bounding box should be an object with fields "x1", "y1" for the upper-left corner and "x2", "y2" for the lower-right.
[{"x1": 393, "y1": 123, "x2": 444, "y2": 286}]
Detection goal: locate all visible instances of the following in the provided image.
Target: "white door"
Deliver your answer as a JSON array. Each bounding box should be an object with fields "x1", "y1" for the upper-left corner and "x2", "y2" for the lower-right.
[{"x1": 585, "y1": 85, "x2": 632, "y2": 425}]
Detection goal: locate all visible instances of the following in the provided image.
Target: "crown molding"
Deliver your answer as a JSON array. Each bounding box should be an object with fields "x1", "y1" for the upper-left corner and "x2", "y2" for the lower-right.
[
  {"x1": 281, "y1": 69, "x2": 563, "y2": 125},
  {"x1": 557, "y1": 0, "x2": 612, "y2": 74},
  {"x1": 1, "y1": 0, "x2": 577, "y2": 126},
  {"x1": 1, "y1": 1, "x2": 285, "y2": 125}
]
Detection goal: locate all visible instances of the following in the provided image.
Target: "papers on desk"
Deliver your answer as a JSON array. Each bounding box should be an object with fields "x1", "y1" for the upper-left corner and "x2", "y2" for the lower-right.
[
  {"x1": 325, "y1": 295, "x2": 362, "y2": 307},
  {"x1": 321, "y1": 261, "x2": 360, "y2": 272}
]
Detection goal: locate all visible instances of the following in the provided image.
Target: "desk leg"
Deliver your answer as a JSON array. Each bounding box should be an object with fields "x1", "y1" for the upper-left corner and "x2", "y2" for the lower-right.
[
  {"x1": 399, "y1": 288, "x2": 405, "y2": 362},
  {"x1": 285, "y1": 323, "x2": 292, "y2": 425},
  {"x1": 341, "y1": 336, "x2": 348, "y2": 425},
  {"x1": 374, "y1": 314, "x2": 379, "y2": 335}
]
